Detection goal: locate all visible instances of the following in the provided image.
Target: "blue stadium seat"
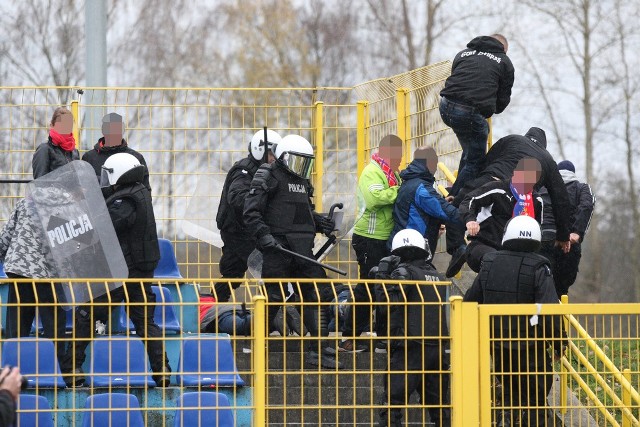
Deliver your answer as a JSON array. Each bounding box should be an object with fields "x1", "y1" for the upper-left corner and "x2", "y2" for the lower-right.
[
  {"x1": 0, "y1": 262, "x2": 7, "y2": 278},
  {"x1": 88, "y1": 336, "x2": 156, "y2": 388},
  {"x1": 177, "y1": 334, "x2": 245, "y2": 387},
  {"x1": 81, "y1": 393, "x2": 145, "y2": 427},
  {"x1": 173, "y1": 392, "x2": 234, "y2": 427},
  {"x1": 154, "y1": 239, "x2": 182, "y2": 279},
  {"x1": 116, "y1": 286, "x2": 181, "y2": 333},
  {"x1": 1, "y1": 338, "x2": 65, "y2": 388},
  {"x1": 16, "y1": 394, "x2": 55, "y2": 427}
]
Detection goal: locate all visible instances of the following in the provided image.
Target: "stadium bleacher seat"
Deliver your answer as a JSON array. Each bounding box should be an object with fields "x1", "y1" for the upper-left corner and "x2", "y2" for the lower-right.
[
  {"x1": 81, "y1": 393, "x2": 145, "y2": 427},
  {"x1": 177, "y1": 334, "x2": 245, "y2": 387},
  {"x1": 16, "y1": 394, "x2": 55, "y2": 427},
  {"x1": 0, "y1": 262, "x2": 7, "y2": 278},
  {"x1": 88, "y1": 336, "x2": 156, "y2": 388},
  {"x1": 154, "y1": 239, "x2": 182, "y2": 279},
  {"x1": 1, "y1": 338, "x2": 65, "y2": 388},
  {"x1": 116, "y1": 285, "x2": 181, "y2": 333},
  {"x1": 173, "y1": 392, "x2": 234, "y2": 427}
]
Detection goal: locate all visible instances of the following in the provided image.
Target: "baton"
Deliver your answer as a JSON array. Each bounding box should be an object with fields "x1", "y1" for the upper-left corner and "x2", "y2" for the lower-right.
[
  {"x1": 313, "y1": 202, "x2": 343, "y2": 260},
  {"x1": 276, "y1": 246, "x2": 347, "y2": 276}
]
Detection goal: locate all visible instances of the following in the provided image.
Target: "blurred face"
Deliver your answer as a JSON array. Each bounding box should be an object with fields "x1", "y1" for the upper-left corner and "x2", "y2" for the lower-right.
[
  {"x1": 379, "y1": 145, "x2": 403, "y2": 172},
  {"x1": 52, "y1": 113, "x2": 73, "y2": 134},
  {"x1": 512, "y1": 158, "x2": 541, "y2": 193},
  {"x1": 425, "y1": 151, "x2": 438, "y2": 174},
  {"x1": 267, "y1": 151, "x2": 275, "y2": 164},
  {"x1": 103, "y1": 122, "x2": 123, "y2": 139}
]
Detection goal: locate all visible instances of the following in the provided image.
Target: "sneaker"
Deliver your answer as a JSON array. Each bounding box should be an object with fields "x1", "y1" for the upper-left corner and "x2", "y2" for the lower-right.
[
  {"x1": 337, "y1": 339, "x2": 367, "y2": 353},
  {"x1": 153, "y1": 366, "x2": 172, "y2": 387},
  {"x1": 375, "y1": 341, "x2": 387, "y2": 354},
  {"x1": 307, "y1": 351, "x2": 343, "y2": 369},
  {"x1": 64, "y1": 368, "x2": 85, "y2": 388},
  {"x1": 446, "y1": 245, "x2": 467, "y2": 278}
]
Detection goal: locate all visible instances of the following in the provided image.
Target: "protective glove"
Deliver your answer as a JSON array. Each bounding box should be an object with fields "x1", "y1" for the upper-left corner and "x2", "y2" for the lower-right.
[
  {"x1": 257, "y1": 234, "x2": 281, "y2": 251},
  {"x1": 314, "y1": 214, "x2": 336, "y2": 236},
  {"x1": 376, "y1": 255, "x2": 401, "y2": 279}
]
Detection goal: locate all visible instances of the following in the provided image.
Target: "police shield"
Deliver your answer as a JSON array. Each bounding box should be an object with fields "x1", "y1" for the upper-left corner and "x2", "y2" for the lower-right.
[
  {"x1": 26, "y1": 161, "x2": 129, "y2": 308},
  {"x1": 180, "y1": 174, "x2": 224, "y2": 247}
]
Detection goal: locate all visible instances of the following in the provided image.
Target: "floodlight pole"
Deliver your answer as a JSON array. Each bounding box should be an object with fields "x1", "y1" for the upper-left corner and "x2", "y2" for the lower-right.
[{"x1": 85, "y1": 0, "x2": 107, "y2": 146}]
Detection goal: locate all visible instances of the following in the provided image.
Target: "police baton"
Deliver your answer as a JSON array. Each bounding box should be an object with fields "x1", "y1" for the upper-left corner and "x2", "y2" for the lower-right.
[{"x1": 276, "y1": 246, "x2": 347, "y2": 276}]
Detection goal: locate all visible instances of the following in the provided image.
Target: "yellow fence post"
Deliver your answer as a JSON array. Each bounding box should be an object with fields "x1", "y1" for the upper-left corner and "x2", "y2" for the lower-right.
[
  {"x1": 71, "y1": 100, "x2": 80, "y2": 148},
  {"x1": 313, "y1": 101, "x2": 324, "y2": 212},
  {"x1": 486, "y1": 117, "x2": 492, "y2": 151},
  {"x1": 623, "y1": 369, "x2": 632, "y2": 427},
  {"x1": 560, "y1": 295, "x2": 569, "y2": 414},
  {"x1": 450, "y1": 296, "x2": 480, "y2": 427},
  {"x1": 356, "y1": 100, "x2": 369, "y2": 176},
  {"x1": 253, "y1": 295, "x2": 267, "y2": 427},
  {"x1": 396, "y1": 88, "x2": 410, "y2": 170}
]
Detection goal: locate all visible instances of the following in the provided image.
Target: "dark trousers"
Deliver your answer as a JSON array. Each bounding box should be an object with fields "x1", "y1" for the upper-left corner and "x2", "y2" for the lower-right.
[
  {"x1": 493, "y1": 343, "x2": 553, "y2": 427},
  {"x1": 61, "y1": 270, "x2": 169, "y2": 374},
  {"x1": 203, "y1": 310, "x2": 252, "y2": 336},
  {"x1": 439, "y1": 97, "x2": 489, "y2": 197},
  {"x1": 5, "y1": 273, "x2": 67, "y2": 363},
  {"x1": 380, "y1": 341, "x2": 451, "y2": 427},
  {"x1": 345, "y1": 234, "x2": 389, "y2": 338},
  {"x1": 261, "y1": 240, "x2": 326, "y2": 347},
  {"x1": 214, "y1": 231, "x2": 256, "y2": 302},
  {"x1": 466, "y1": 240, "x2": 498, "y2": 273},
  {"x1": 539, "y1": 241, "x2": 581, "y2": 298},
  {"x1": 429, "y1": 217, "x2": 467, "y2": 255}
]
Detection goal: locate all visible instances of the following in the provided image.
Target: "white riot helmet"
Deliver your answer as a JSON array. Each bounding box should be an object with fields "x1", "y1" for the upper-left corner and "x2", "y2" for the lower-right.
[
  {"x1": 100, "y1": 153, "x2": 145, "y2": 186},
  {"x1": 391, "y1": 228, "x2": 432, "y2": 261},
  {"x1": 502, "y1": 215, "x2": 542, "y2": 252},
  {"x1": 274, "y1": 134, "x2": 315, "y2": 179},
  {"x1": 249, "y1": 129, "x2": 282, "y2": 162}
]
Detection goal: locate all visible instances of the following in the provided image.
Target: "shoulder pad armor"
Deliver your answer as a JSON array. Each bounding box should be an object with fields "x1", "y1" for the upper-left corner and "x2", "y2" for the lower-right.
[
  {"x1": 249, "y1": 164, "x2": 272, "y2": 194},
  {"x1": 391, "y1": 266, "x2": 411, "y2": 281}
]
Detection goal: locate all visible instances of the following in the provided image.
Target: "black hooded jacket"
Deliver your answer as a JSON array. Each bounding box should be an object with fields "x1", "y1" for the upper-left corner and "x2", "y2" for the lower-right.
[
  {"x1": 455, "y1": 127, "x2": 571, "y2": 242},
  {"x1": 440, "y1": 36, "x2": 515, "y2": 118},
  {"x1": 82, "y1": 138, "x2": 151, "y2": 193}
]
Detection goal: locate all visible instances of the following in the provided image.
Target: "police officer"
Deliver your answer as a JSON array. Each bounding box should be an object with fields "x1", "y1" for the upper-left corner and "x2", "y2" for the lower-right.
[
  {"x1": 464, "y1": 216, "x2": 566, "y2": 427},
  {"x1": 61, "y1": 153, "x2": 171, "y2": 387},
  {"x1": 214, "y1": 129, "x2": 282, "y2": 302},
  {"x1": 243, "y1": 134, "x2": 338, "y2": 369},
  {"x1": 375, "y1": 229, "x2": 450, "y2": 427}
]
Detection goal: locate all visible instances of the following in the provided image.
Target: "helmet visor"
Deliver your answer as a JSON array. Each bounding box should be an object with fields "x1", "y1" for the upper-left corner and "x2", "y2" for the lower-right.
[
  {"x1": 100, "y1": 166, "x2": 112, "y2": 187},
  {"x1": 284, "y1": 153, "x2": 314, "y2": 179}
]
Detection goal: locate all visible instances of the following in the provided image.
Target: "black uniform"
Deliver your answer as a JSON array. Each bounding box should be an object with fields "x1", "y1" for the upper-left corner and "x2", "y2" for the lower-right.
[
  {"x1": 32, "y1": 138, "x2": 80, "y2": 179},
  {"x1": 214, "y1": 155, "x2": 262, "y2": 301},
  {"x1": 81, "y1": 138, "x2": 151, "y2": 193},
  {"x1": 378, "y1": 258, "x2": 450, "y2": 427},
  {"x1": 243, "y1": 161, "x2": 328, "y2": 341},
  {"x1": 61, "y1": 182, "x2": 170, "y2": 384},
  {"x1": 538, "y1": 176, "x2": 595, "y2": 297},
  {"x1": 464, "y1": 251, "x2": 565, "y2": 427},
  {"x1": 452, "y1": 129, "x2": 572, "y2": 243}
]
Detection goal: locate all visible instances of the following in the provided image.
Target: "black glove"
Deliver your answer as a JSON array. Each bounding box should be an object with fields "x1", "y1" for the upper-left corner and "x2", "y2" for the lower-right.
[
  {"x1": 376, "y1": 255, "x2": 401, "y2": 279},
  {"x1": 314, "y1": 214, "x2": 336, "y2": 236},
  {"x1": 257, "y1": 234, "x2": 281, "y2": 251}
]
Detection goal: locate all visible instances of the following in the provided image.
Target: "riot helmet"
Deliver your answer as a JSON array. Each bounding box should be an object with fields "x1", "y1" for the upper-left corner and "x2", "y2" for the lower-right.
[
  {"x1": 100, "y1": 153, "x2": 145, "y2": 186},
  {"x1": 391, "y1": 228, "x2": 432, "y2": 261},
  {"x1": 249, "y1": 129, "x2": 282, "y2": 162},
  {"x1": 501, "y1": 215, "x2": 542, "y2": 252},
  {"x1": 274, "y1": 134, "x2": 315, "y2": 179}
]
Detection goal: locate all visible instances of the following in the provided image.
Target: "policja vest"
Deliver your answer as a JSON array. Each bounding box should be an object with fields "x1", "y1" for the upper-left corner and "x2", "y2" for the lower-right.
[
  {"x1": 106, "y1": 183, "x2": 160, "y2": 272},
  {"x1": 478, "y1": 250, "x2": 550, "y2": 343},
  {"x1": 392, "y1": 260, "x2": 449, "y2": 344},
  {"x1": 259, "y1": 162, "x2": 316, "y2": 236}
]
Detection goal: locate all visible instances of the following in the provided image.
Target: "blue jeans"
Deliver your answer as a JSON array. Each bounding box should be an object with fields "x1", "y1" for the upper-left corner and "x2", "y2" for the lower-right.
[{"x1": 439, "y1": 97, "x2": 489, "y2": 196}]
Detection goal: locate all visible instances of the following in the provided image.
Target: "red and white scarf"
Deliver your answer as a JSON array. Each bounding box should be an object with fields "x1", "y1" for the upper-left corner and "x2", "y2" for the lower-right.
[{"x1": 371, "y1": 153, "x2": 398, "y2": 187}]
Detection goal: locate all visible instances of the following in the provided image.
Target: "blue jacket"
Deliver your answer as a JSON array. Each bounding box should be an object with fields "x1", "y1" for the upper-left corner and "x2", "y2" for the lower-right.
[{"x1": 389, "y1": 159, "x2": 462, "y2": 253}]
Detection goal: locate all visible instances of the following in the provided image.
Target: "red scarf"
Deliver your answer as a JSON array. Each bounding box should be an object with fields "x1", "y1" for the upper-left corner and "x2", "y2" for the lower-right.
[
  {"x1": 371, "y1": 153, "x2": 398, "y2": 187},
  {"x1": 49, "y1": 129, "x2": 76, "y2": 152}
]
